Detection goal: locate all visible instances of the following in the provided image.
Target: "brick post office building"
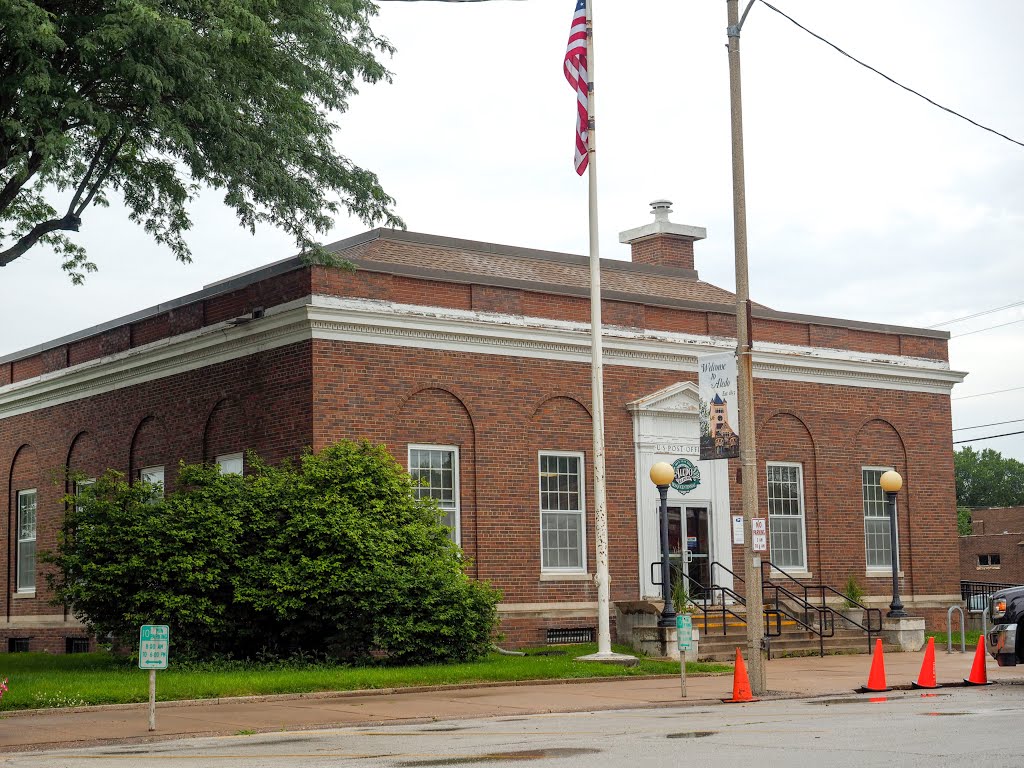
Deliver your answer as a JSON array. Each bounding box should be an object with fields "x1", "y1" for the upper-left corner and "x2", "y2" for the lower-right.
[{"x1": 0, "y1": 204, "x2": 966, "y2": 652}]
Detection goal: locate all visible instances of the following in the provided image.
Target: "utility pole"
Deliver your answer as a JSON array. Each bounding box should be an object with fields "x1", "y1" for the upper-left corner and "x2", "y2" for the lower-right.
[{"x1": 726, "y1": 0, "x2": 767, "y2": 696}]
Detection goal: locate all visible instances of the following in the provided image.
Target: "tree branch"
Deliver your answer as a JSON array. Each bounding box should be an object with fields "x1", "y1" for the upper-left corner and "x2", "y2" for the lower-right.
[
  {"x1": 0, "y1": 213, "x2": 82, "y2": 268},
  {"x1": 73, "y1": 131, "x2": 129, "y2": 217},
  {"x1": 0, "y1": 152, "x2": 44, "y2": 214},
  {"x1": 65, "y1": 134, "x2": 112, "y2": 216}
]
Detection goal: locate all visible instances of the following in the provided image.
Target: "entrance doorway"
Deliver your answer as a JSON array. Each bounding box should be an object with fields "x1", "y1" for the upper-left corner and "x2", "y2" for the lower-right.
[{"x1": 666, "y1": 506, "x2": 712, "y2": 598}]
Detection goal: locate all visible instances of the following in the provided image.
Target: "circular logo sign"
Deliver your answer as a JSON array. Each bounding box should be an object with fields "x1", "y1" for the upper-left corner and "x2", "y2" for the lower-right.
[{"x1": 671, "y1": 458, "x2": 701, "y2": 494}]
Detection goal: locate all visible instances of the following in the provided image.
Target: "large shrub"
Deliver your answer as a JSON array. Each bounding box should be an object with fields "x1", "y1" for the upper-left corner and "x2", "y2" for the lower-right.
[{"x1": 46, "y1": 442, "x2": 500, "y2": 663}]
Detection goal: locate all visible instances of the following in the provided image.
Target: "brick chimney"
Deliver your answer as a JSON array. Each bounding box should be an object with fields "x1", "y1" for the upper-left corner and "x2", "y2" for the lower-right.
[{"x1": 618, "y1": 200, "x2": 706, "y2": 273}]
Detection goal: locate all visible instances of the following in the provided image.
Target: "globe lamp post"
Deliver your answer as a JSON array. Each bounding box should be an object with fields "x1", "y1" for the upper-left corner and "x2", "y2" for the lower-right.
[
  {"x1": 879, "y1": 469, "x2": 907, "y2": 618},
  {"x1": 650, "y1": 462, "x2": 678, "y2": 628}
]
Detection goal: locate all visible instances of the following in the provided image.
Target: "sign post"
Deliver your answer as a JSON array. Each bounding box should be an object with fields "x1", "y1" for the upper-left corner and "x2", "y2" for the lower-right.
[
  {"x1": 139, "y1": 625, "x2": 169, "y2": 731},
  {"x1": 676, "y1": 613, "x2": 693, "y2": 697}
]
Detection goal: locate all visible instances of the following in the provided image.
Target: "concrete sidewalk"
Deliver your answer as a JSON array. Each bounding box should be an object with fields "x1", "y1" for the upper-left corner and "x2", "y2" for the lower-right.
[{"x1": 1, "y1": 650, "x2": 1020, "y2": 753}]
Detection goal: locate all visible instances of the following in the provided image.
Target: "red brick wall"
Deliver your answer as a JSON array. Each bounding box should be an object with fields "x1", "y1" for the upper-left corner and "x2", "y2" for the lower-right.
[
  {"x1": 628, "y1": 236, "x2": 695, "y2": 271},
  {"x1": 962, "y1": 505, "x2": 1024, "y2": 588},
  {"x1": 1, "y1": 341, "x2": 314, "y2": 627}
]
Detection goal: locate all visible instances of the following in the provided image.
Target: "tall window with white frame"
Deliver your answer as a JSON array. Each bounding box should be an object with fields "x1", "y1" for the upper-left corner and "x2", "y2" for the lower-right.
[
  {"x1": 216, "y1": 453, "x2": 244, "y2": 475},
  {"x1": 408, "y1": 446, "x2": 460, "y2": 544},
  {"x1": 138, "y1": 466, "x2": 165, "y2": 503},
  {"x1": 863, "y1": 467, "x2": 896, "y2": 570},
  {"x1": 539, "y1": 452, "x2": 586, "y2": 572},
  {"x1": 17, "y1": 489, "x2": 37, "y2": 592},
  {"x1": 766, "y1": 462, "x2": 806, "y2": 570}
]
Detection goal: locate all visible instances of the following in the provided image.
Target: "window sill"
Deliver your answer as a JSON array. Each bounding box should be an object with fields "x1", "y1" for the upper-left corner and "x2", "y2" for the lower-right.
[
  {"x1": 769, "y1": 569, "x2": 813, "y2": 580},
  {"x1": 12, "y1": 590, "x2": 36, "y2": 599},
  {"x1": 540, "y1": 572, "x2": 592, "y2": 582},
  {"x1": 866, "y1": 570, "x2": 905, "y2": 578}
]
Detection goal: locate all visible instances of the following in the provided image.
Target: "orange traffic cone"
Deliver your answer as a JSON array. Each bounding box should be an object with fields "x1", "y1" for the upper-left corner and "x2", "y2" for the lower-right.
[
  {"x1": 859, "y1": 638, "x2": 891, "y2": 693},
  {"x1": 912, "y1": 636, "x2": 940, "y2": 689},
  {"x1": 723, "y1": 647, "x2": 758, "y2": 703},
  {"x1": 964, "y1": 636, "x2": 992, "y2": 686}
]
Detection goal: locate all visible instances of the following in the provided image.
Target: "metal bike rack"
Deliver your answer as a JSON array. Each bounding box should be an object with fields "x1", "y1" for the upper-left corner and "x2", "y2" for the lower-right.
[{"x1": 946, "y1": 605, "x2": 966, "y2": 654}]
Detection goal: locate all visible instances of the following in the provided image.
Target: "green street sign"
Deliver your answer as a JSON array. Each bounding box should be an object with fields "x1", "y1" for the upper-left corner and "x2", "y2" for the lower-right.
[
  {"x1": 676, "y1": 614, "x2": 693, "y2": 651},
  {"x1": 139, "y1": 625, "x2": 170, "y2": 670}
]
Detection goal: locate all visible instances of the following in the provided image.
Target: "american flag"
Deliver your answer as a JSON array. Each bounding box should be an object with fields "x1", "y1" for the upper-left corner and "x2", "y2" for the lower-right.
[{"x1": 564, "y1": 0, "x2": 589, "y2": 175}]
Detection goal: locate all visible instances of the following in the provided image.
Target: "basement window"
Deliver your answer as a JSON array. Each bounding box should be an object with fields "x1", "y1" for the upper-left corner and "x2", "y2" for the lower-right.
[
  {"x1": 8, "y1": 637, "x2": 30, "y2": 653},
  {"x1": 65, "y1": 637, "x2": 90, "y2": 654},
  {"x1": 978, "y1": 553, "x2": 1001, "y2": 568},
  {"x1": 545, "y1": 627, "x2": 595, "y2": 644}
]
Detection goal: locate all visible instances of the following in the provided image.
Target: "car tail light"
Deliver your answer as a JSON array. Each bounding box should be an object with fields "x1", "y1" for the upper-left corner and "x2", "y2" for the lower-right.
[{"x1": 991, "y1": 598, "x2": 1006, "y2": 621}]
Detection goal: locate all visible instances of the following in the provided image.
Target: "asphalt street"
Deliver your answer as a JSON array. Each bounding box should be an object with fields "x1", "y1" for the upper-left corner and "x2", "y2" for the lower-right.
[{"x1": 5, "y1": 684, "x2": 1021, "y2": 768}]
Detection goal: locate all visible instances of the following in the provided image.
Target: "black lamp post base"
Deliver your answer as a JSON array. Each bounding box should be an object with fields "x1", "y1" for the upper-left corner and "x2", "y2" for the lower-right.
[{"x1": 657, "y1": 612, "x2": 678, "y2": 628}]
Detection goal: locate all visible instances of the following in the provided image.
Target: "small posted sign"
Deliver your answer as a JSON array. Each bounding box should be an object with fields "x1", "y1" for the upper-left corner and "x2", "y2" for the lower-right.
[
  {"x1": 139, "y1": 625, "x2": 170, "y2": 670},
  {"x1": 752, "y1": 518, "x2": 768, "y2": 553},
  {"x1": 676, "y1": 614, "x2": 693, "y2": 651},
  {"x1": 676, "y1": 613, "x2": 693, "y2": 699}
]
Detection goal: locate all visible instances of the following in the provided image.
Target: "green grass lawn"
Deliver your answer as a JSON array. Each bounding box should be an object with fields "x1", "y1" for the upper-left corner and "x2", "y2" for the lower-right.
[
  {"x1": 0, "y1": 645, "x2": 730, "y2": 712},
  {"x1": 926, "y1": 630, "x2": 984, "y2": 648}
]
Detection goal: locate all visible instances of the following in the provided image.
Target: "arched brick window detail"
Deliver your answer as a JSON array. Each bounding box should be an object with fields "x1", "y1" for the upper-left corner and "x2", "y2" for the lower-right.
[
  {"x1": 130, "y1": 416, "x2": 169, "y2": 489},
  {"x1": 855, "y1": 419, "x2": 910, "y2": 590},
  {"x1": 395, "y1": 387, "x2": 477, "y2": 564},
  {"x1": 66, "y1": 431, "x2": 103, "y2": 492},
  {"x1": 8, "y1": 444, "x2": 39, "y2": 595},
  {"x1": 531, "y1": 395, "x2": 593, "y2": 578},
  {"x1": 759, "y1": 412, "x2": 818, "y2": 578},
  {"x1": 202, "y1": 398, "x2": 248, "y2": 469}
]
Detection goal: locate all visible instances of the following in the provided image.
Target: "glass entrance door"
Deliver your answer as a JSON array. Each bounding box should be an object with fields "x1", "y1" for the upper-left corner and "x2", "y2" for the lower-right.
[{"x1": 666, "y1": 506, "x2": 712, "y2": 598}]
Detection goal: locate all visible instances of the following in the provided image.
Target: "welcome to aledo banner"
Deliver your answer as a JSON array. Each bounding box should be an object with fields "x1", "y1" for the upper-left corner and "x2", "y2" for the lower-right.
[{"x1": 699, "y1": 351, "x2": 740, "y2": 461}]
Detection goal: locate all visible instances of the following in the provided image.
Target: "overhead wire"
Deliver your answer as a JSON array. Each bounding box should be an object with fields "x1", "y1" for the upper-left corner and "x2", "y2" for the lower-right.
[
  {"x1": 929, "y1": 300, "x2": 1024, "y2": 329},
  {"x1": 953, "y1": 418, "x2": 1024, "y2": 432},
  {"x1": 952, "y1": 385, "x2": 1024, "y2": 402},
  {"x1": 757, "y1": 1, "x2": 1024, "y2": 150},
  {"x1": 951, "y1": 318, "x2": 1024, "y2": 339},
  {"x1": 954, "y1": 429, "x2": 1024, "y2": 445}
]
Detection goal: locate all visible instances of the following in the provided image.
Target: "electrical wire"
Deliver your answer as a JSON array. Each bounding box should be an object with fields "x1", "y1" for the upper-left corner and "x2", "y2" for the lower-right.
[
  {"x1": 953, "y1": 418, "x2": 1024, "y2": 432},
  {"x1": 953, "y1": 429, "x2": 1024, "y2": 445},
  {"x1": 952, "y1": 385, "x2": 1024, "y2": 402},
  {"x1": 929, "y1": 300, "x2": 1024, "y2": 329},
  {"x1": 757, "y1": 1, "x2": 1024, "y2": 150},
  {"x1": 951, "y1": 318, "x2": 1024, "y2": 339}
]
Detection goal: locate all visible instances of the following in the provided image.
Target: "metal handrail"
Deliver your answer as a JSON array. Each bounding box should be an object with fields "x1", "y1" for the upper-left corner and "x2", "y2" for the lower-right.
[
  {"x1": 761, "y1": 560, "x2": 810, "y2": 606},
  {"x1": 762, "y1": 581, "x2": 835, "y2": 657},
  {"x1": 664, "y1": 561, "x2": 778, "y2": 638},
  {"x1": 758, "y1": 559, "x2": 882, "y2": 653}
]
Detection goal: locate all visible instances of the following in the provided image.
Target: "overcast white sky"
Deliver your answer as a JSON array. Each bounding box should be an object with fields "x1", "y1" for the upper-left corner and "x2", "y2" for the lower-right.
[{"x1": 3, "y1": 0, "x2": 1022, "y2": 460}]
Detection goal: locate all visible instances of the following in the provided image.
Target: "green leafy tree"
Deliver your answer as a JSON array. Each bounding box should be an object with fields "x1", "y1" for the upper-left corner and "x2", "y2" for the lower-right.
[
  {"x1": 46, "y1": 442, "x2": 500, "y2": 663},
  {"x1": 957, "y1": 506, "x2": 973, "y2": 536},
  {"x1": 954, "y1": 447, "x2": 1024, "y2": 508},
  {"x1": 1, "y1": 1, "x2": 402, "y2": 282}
]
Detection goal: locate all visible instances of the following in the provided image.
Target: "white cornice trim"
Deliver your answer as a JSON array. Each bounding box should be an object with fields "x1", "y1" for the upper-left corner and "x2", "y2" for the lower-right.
[
  {"x1": 0, "y1": 298, "x2": 312, "y2": 420},
  {"x1": 309, "y1": 297, "x2": 965, "y2": 394},
  {"x1": 0, "y1": 295, "x2": 966, "y2": 418}
]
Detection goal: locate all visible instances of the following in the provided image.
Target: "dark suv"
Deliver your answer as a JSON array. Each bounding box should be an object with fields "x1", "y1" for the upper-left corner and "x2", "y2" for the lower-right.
[{"x1": 988, "y1": 586, "x2": 1024, "y2": 667}]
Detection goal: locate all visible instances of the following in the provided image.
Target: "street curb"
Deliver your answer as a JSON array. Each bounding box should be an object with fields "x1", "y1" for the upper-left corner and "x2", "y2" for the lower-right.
[{"x1": 0, "y1": 672, "x2": 732, "y2": 719}]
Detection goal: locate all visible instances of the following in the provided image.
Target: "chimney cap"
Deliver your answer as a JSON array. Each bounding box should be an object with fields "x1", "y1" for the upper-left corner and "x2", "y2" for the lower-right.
[{"x1": 618, "y1": 200, "x2": 707, "y2": 245}]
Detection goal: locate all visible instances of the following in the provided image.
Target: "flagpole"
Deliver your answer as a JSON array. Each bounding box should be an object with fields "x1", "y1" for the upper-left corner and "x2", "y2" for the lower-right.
[{"x1": 584, "y1": 0, "x2": 613, "y2": 658}]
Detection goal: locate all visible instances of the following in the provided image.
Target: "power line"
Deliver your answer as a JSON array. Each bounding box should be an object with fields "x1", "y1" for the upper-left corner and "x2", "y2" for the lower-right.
[
  {"x1": 954, "y1": 429, "x2": 1024, "y2": 445},
  {"x1": 953, "y1": 385, "x2": 1024, "y2": 402},
  {"x1": 953, "y1": 417, "x2": 1024, "y2": 432},
  {"x1": 951, "y1": 318, "x2": 1024, "y2": 339},
  {"x1": 757, "y1": 1, "x2": 1024, "y2": 150},
  {"x1": 929, "y1": 300, "x2": 1024, "y2": 328}
]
